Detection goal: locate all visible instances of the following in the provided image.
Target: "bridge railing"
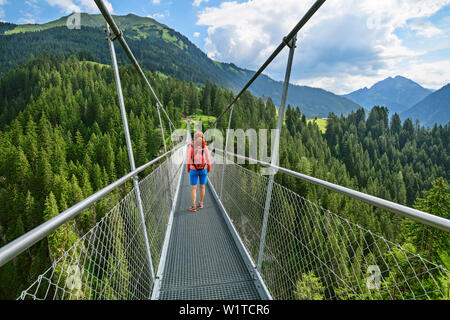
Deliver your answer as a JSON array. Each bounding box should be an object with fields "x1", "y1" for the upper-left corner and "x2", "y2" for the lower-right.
[
  {"x1": 16, "y1": 146, "x2": 185, "y2": 300},
  {"x1": 209, "y1": 150, "x2": 450, "y2": 300}
]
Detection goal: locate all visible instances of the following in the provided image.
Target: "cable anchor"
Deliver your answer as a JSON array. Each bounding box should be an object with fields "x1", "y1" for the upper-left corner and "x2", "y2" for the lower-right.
[
  {"x1": 283, "y1": 35, "x2": 297, "y2": 49},
  {"x1": 104, "y1": 27, "x2": 123, "y2": 41}
]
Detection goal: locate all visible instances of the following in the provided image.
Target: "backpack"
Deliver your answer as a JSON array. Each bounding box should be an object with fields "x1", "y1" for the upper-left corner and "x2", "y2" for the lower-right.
[{"x1": 190, "y1": 142, "x2": 207, "y2": 170}]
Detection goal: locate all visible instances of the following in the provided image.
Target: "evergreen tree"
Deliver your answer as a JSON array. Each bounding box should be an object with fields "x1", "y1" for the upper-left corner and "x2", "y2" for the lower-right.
[{"x1": 408, "y1": 178, "x2": 450, "y2": 266}]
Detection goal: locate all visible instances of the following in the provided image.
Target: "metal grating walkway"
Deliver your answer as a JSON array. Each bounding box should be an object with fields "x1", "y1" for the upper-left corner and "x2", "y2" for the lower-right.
[{"x1": 158, "y1": 170, "x2": 262, "y2": 300}]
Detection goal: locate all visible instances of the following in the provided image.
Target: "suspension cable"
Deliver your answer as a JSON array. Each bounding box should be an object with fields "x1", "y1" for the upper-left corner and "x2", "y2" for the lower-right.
[
  {"x1": 213, "y1": 0, "x2": 326, "y2": 126},
  {"x1": 94, "y1": 0, "x2": 175, "y2": 130}
]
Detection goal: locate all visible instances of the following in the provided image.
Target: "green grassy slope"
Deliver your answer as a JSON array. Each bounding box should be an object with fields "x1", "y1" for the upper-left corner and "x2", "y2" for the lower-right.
[{"x1": 307, "y1": 118, "x2": 328, "y2": 133}]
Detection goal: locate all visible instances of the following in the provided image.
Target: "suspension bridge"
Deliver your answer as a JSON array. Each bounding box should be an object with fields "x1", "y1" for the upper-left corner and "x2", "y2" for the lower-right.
[{"x1": 0, "y1": 0, "x2": 449, "y2": 300}]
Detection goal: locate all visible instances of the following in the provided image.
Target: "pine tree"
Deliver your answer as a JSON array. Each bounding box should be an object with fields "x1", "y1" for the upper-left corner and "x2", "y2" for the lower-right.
[{"x1": 408, "y1": 177, "x2": 450, "y2": 267}]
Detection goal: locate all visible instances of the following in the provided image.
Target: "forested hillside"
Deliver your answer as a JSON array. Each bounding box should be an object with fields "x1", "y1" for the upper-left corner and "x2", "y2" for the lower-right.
[
  {"x1": 230, "y1": 103, "x2": 449, "y2": 299},
  {"x1": 0, "y1": 54, "x2": 274, "y2": 298},
  {"x1": 233, "y1": 102, "x2": 449, "y2": 236},
  {"x1": 401, "y1": 83, "x2": 450, "y2": 127},
  {"x1": 0, "y1": 54, "x2": 448, "y2": 299},
  {"x1": 0, "y1": 55, "x2": 194, "y2": 297},
  {"x1": 0, "y1": 13, "x2": 362, "y2": 118}
]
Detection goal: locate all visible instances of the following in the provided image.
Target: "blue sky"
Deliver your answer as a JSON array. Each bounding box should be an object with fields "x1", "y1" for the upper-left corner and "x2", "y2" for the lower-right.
[{"x1": 1, "y1": 0, "x2": 450, "y2": 94}]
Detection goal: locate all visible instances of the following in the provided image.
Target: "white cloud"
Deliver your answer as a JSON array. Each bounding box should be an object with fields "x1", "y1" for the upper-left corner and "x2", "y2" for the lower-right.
[
  {"x1": 148, "y1": 13, "x2": 165, "y2": 20},
  {"x1": 0, "y1": 0, "x2": 6, "y2": 20},
  {"x1": 44, "y1": 0, "x2": 113, "y2": 14},
  {"x1": 193, "y1": 0, "x2": 208, "y2": 7},
  {"x1": 197, "y1": 0, "x2": 450, "y2": 93},
  {"x1": 396, "y1": 59, "x2": 450, "y2": 89},
  {"x1": 77, "y1": 0, "x2": 101, "y2": 12},
  {"x1": 18, "y1": 17, "x2": 37, "y2": 24},
  {"x1": 44, "y1": 0, "x2": 80, "y2": 13},
  {"x1": 296, "y1": 59, "x2": 450, "y2": 94},
  {"x1": 295, "y1": 74, "x2": 380, "y2": 95},
  {"x1": 25, "y1": 0, "x2": 39, "y2": 8},
  {"x1": 152, "y1": 0, "x2": 161, "y2": 4},
  {"x1": 193, "y1": 31, "x2": 200, "y2": 37},
  {"x1": 18, "y1": 12, "x2": 37, "y2": 24},
  {"x1": 409, "y1": 21, "x2": 443, "y2": 38},
  {"x1": 80, "y1": 0, "x2": 113, "y2": 13}
]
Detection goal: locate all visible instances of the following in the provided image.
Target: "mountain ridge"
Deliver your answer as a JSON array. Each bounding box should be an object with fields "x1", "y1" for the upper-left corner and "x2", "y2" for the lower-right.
[
  {"x1": 0, "y1": 13, "x2": 362, "y2": 118},
  {"x1": 400, "y1": 83, "x2": 450, "y2": 127},
  {"x1": 343, "y1": 75, "x2": 432, "y2": 114}
]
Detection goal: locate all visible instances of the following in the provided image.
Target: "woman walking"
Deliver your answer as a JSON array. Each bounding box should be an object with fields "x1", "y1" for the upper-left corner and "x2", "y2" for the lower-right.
[{"x1": 187, "y1": 131, "x2": 211, "y2": 212}]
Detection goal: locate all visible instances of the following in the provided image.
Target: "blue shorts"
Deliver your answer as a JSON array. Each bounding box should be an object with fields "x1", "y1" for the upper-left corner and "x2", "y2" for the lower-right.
[{"x1": 189, "y1": 169, "x2": 208, "y2": 186}]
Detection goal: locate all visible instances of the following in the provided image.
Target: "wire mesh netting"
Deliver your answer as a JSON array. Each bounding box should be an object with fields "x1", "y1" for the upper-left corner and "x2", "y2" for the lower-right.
[
  {"x1": 18, "y1": 147, "x2": 185, "y2": 300},
  {"x1": 208, "y1": 154, "x2": 450, "y2": 300}
]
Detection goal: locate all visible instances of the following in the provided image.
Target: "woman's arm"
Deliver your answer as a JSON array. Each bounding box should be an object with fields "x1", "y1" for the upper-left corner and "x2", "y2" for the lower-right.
[
  {"x1": 187, "y1": 144, "x2": 192, "y2": 172},
  {"x1": 205, "y1": 146, "x2": 211, "y2": 172}
]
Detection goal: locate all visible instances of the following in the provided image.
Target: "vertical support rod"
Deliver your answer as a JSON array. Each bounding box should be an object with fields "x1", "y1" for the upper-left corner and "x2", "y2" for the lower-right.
[
  {"x1": 157, "y1": 101, "x2": 174, "y2": 151},
  {"x1": 157, "y1": 102, "x2": 173, "y2": 202},
  {"x1": 156, "y1": 104, "x2": 169, "y2": 157},
  {"x1": 220, "y1": 105, "x2": 234, "y2": 199},
  {"x1": 187, "y1": 118, "x2": 192, "y2": 143},
  {"x1": 257, "y1": 36, "x2": 297, "y2": 271},
  {"x1": 167, "y1": 118, "x2": 174, "y2": 150},
  {"x1": 107, "y1": 25, "x2": 155, "y2": 283},
  {"x1": 157, "y1": 103, "x2": 168, "y2": 154}
]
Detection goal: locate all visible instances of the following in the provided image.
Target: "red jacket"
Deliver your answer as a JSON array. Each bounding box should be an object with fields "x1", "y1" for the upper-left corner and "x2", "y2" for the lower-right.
[{"x1": 187, "y1": 143, "x2": 211, "y2": 173}]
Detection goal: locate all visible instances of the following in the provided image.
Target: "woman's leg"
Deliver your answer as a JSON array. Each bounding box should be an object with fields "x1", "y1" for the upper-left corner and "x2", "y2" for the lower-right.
[
  {"x1": 199, "y1": 169, "x2": 207, "y2": 203},
  {"x1": 199, "y1": 185, "x2": 205, "y2": 202},
  {"x1": 189, "y1": 170, "x2": 199, "y2": 208},
  {"x1": 191, "y1": 185, "x2": 197, "y2": 205}
]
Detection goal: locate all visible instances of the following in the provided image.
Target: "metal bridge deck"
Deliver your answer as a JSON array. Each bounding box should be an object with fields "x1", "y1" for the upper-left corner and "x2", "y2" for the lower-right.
[{"x1": 158, "y1": 170, "x2": 262, "y2": 300}]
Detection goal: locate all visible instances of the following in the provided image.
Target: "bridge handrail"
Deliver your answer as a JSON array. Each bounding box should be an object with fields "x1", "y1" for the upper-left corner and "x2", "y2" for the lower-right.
[
  {"x1": 0, "y1": 146, "x2": 183, "y2": 268},
  {"x1": 214, "y1": 148, "x2": 450, "y2": 232}
]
